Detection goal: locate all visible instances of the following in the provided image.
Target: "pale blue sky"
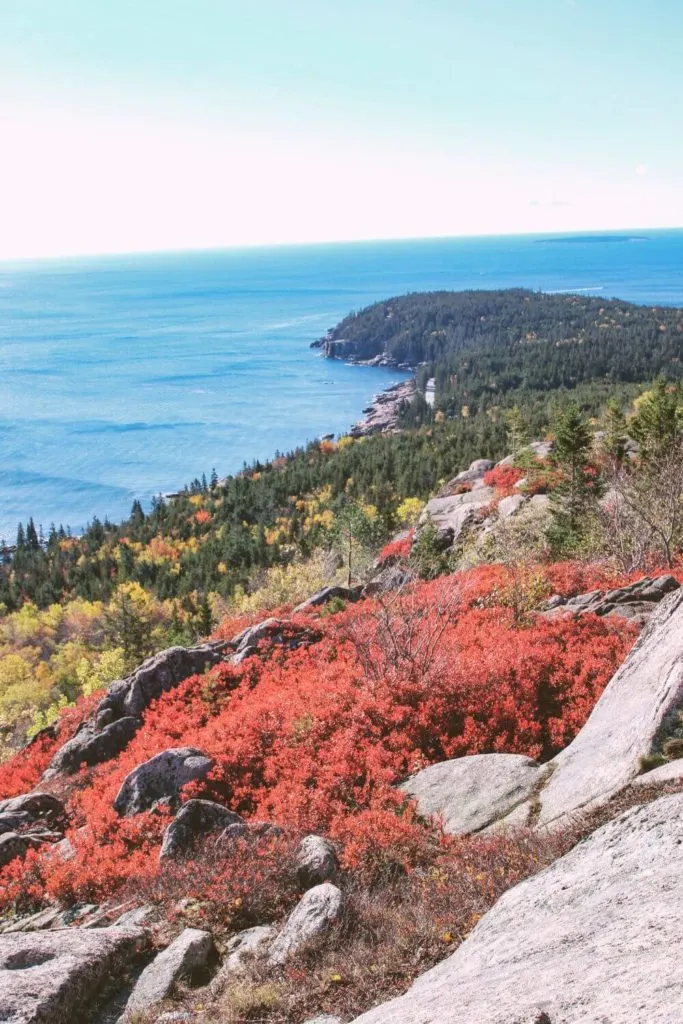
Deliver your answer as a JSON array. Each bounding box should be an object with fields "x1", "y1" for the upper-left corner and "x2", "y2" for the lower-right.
[{"x1": 1, "y1": 0, "x2": 681, "y2": 257}]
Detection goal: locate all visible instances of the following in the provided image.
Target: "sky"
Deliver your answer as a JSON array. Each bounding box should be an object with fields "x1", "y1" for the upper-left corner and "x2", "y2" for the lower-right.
[{"x1": 0, "y1": 0, "x2": 682, "y2": 259}]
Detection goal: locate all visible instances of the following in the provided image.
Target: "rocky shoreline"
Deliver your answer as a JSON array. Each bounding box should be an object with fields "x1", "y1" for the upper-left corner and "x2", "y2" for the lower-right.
[{"x1": 349, "y1": 378, "x2": 416, "y2": 437}]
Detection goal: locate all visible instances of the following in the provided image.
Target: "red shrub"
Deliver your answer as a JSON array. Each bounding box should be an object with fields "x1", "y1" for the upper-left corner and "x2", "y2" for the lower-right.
[
  {"x1": 483, "y1": 465, "x2": 525, "y2": 495},
  {"x1": 0, "y1": 567, "x2": 637, "y2": 910},
  {"x1": 0, "y1": 697, "x2": 99, "y2": 800},
  {"x1": 379, "y1": 530, "x2": 414, "y2": 564}
]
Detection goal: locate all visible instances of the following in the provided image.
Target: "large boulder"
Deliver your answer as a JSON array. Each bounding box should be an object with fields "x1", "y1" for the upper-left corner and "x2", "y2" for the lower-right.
[
  {"x1": 0, "y1": 926, "x2": 146, "y2": 1024},
  {"x1": 268, "y1": 883, "x2": 344, "y2": 967},
  {"x1": 295, "y1": 835, "x2": 339, "y2": 888},
  {"x1": 0, "y1": 793, "x2": 64, "y2": 820},
  {"x1": 531, "y1": 589, "x2": 683, "y2": 828},
  {"x1": 401, "y1": 754, "x2": 541, "y2": 835},
  {"x1": 351, "y1": 792, "x2": 683, "y2": 1024},
  {"x1": 362, "y1": 563, "x2": 414, "y2": 597},
  {"x1": 114, "y1": 748, "x2": 214, "y2": 817},
  {"x1": 210, "y1": 925, "x2": 275, "y2": 993},
  {"x1": 159, "y1": 799, "x2": 244, "y2": 859},
  {"x1": 122, "y1": 928, "x2": 213, "y2": 1018}
]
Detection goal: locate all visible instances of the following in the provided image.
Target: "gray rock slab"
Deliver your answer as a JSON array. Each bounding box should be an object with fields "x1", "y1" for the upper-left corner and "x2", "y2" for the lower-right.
[
  {"x1": 351, "y1": 793, "x2": 683, "y2": 1024},
  {"x1": 401, "y1": 754, "x2": 541, "y2": 835},
  {"x1": 534, "y1": 589, "x2": 683, "y2": 827},
  {"x1": 122, "y1": 927, "x2": 213, "y2": 1017},
  {"x1": 268, "y1": 883, "x2": 344, "y2": 967},
  {"x1": 114, "y1": 748, "x2": 214, "y2": 817},
  {"x1": 445, "y1": 459, "x2": 495, "y2": 488},
  {"x1": 0, "y1": 926, "x2": 145, "y2": 1024}
]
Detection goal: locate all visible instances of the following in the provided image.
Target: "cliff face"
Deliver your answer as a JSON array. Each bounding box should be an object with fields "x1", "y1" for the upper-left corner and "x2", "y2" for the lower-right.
[{"x1": 315, "y1": 336, "x2": 388, "y2": 362}]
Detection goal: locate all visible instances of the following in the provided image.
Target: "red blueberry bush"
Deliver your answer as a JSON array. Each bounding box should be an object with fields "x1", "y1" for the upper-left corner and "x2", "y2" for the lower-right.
[{"x1": 0, "y1": 566, "x2": 638, "y2": 912}]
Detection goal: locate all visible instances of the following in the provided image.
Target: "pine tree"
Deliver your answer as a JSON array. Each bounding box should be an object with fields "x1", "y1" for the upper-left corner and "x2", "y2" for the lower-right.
[
  {"x1": 548, "y1": 405, "x2": 598, "y2": 553},
  {"x1": 505, "y1": 405, "x2": 528, "y2": 459},
  {"x1": 630, "y1": 377, "x2": 682, "y2": 462},
  {"x1": 602, "y1": 399, "x2": 628, "y2": 469}
]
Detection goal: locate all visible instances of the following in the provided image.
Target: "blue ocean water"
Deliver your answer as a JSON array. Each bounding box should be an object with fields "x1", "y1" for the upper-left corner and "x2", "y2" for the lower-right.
[{"x1": 1, "y1": 229, "x2": 682, "y2": 541}]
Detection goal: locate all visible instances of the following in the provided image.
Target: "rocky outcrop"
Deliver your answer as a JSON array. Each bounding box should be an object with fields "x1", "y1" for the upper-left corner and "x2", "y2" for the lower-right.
[
  {"x1": 122, "y1": 928, "x2": 213, "y2": 1018},
  {"x1": 99, "y1": 643, "x2": 228, "y2": 723},
  {"x1": 417, "y1": 487, "x2": 496, "y2": 550},
  {"x1": 401, "y1": 754, "x2": 541, "y2": 835},
  {"x1": 351, "y1": 792, "x2": 683, "y2": 1024},
  {"x1": 513, "y1": 588, "x2": 683, "y2": 829},
  {"x1": 268, "y1": 883, "x2": 344, "y2": 967},
  {"x1": 295, "y1": 835, "x2": 339, "y2": 888},
  {"x1": 229, "y1": 618, "x2": 321, "y2": 665},
  {"x1": 160, "y1": 799, "x2": 244, "y2": 859},
  {"x1": 114, "y1": 748, "x2": 214, "y2": 817},
  {"x1": 293, "y1": 585, "x2": 363, "y2": 613},
  {"x1": 43, "y1": 626, "x2": 322, "y2": 780},
  {"x1": 44, "y1": 717, "x2": 140, "y2": 776},
  {"x1": 441, "y1": 458, "x2": 494, "y2": 493},
  {"x1": 497, "y1": 440, "x2": 552, "y2": 466},
  {"x1": 542, "y1": 574, "x2": 680, "y2": 626},
  {"x1": 362, "y1": 562, "x2": 414, "y2": 597},
  {"x1": 44, "y1": 642, "x2": 227, "y2": 778},
  {"x1": 0, "y1": 926, "x2": 146, "y2": 1024},
  {"x1": 0, "y1": 812, "x2": 31, "y2": 835}
]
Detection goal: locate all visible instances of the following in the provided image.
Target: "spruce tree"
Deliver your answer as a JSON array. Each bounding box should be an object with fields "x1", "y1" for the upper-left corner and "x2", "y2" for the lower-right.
[{"x1": 548, "y1": 405, "x2": 597, "y2": 553}]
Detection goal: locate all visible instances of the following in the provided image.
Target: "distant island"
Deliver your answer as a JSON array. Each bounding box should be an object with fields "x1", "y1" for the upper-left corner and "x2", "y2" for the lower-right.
[{"x1": 537, "y1": 235, "x2": 649, "y2": 244}]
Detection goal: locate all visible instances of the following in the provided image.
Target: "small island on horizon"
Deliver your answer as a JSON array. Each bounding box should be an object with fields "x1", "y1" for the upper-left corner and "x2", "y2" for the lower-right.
[{"x1": 536, "y1": 234, "x2": 649, "y2": 244}]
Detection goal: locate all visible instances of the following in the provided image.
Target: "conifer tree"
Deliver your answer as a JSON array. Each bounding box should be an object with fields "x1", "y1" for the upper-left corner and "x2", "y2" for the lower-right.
[{"x1": 548, "y1": 405, "x2": 598, "y2": 553}]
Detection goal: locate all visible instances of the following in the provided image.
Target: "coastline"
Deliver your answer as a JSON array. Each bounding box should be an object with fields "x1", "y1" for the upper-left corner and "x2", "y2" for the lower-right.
[{"x1": 349, "y1": 378, "x2": 416, "y2": 436}]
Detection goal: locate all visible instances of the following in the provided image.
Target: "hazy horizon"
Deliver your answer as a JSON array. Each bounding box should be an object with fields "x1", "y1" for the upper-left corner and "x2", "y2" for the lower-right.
[{"x1": 1, "y1": 225, "x2": 681, "y2": 269}]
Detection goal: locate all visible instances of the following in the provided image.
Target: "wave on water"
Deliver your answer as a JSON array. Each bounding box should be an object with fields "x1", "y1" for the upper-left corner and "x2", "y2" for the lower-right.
[{"x1": 551, "y1": 286, "x2": 605, "y2": 294}]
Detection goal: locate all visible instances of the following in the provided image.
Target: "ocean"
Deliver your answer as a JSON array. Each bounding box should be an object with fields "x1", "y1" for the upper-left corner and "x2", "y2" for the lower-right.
[{"x1": 1, "y1": 229, "x2": 683, "y2": 542}]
